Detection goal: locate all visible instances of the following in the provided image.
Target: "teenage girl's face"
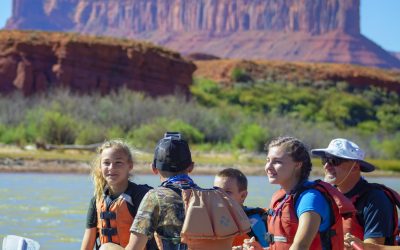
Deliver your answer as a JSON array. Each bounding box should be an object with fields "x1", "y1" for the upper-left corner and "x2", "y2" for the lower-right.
[
  {"x1": 101, "y1": 147, "x2": 132, "y2": 187},
  {"x1": 214, "y1": 176, "x2": 247, "y2": 205},
  {"x1": 265, "y1": 146, "x2": 300, "y2": 190}
]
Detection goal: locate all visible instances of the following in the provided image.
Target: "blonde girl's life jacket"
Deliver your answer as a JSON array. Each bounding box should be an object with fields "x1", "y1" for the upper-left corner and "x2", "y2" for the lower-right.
[
  {"x1": 266, "y1": 180, "x2": 356, "y2": 250},
  {"x1": 96, "y1": 182, "x2": 151, "y2": 248}
]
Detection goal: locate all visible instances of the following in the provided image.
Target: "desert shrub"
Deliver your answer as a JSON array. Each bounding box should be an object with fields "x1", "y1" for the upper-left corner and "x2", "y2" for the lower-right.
[
  {"x1": 318, "y1": 92, "x2": 374, "y2": 128},
  {"x1": 0, "y1": 92, "x2": 32, "y2": 125},
  {"x1": 0, "y1": 124, "x2": 28, "y2": 145},
  {"x1": 378, "y1": 133, "x2": 400, "y2": 159},
  {"x1": 232, "y1": 123, "x2": 269, "y2": 152},
  {"x1": 190, "y1": 78, "x2": 221, "y2": 106},
  {"x1": 356, "y1": 121, "x2": 379, "y2": 135},
  {"x1": 376, "y1": 104, "x2": 400, "y2": 132},
  {"x1": 231, "y1": 68, "x2": 252, "y2": 82},
  {"x1": 106, "y1": 126, "x2": 125, "y2": 140},
  {"x1": 75, "y1": 122, "x2": 106, "y2": 145},
  {"x1": 37, "y1": 111, "x2": 78, "y2": 144},
  {"x1": 166, "y1": 120, "x2": 204, "y2": 143},
  {"x1": 127, "y1": 118, "x2": 204, "y2": 150}
]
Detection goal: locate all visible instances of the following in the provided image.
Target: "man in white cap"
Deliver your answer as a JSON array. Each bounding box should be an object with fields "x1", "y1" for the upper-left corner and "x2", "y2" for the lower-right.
[{"x1": 311, "y1": 138, "x2": 397, "y2": 246}]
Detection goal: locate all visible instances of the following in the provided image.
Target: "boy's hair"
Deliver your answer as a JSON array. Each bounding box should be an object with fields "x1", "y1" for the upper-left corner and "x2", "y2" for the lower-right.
[
  {"x1": 158, "y1": 169, "x2": 190, "y2": 178},
  {"x1": 91, "y1": 139, "x2": 134, "y2": 200},
  {"x1": 216, "y1": 168, "x2": 248, "y2": 192}
]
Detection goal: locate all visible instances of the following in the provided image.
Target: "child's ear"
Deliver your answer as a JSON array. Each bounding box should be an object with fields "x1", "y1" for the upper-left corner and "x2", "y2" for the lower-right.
[
  {"x1": 240, "y1": 190, "x2": 248, "y2": 204},
  {"x1": 186, "y1": 163, "x2": 194, "y2": 173},
  {"x1": 151, "y1": 164, "x2": 159, "y2": 175}
]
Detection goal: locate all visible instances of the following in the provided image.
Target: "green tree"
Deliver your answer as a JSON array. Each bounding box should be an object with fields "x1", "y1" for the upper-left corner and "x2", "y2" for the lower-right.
[
  {"x1": 37, "y1": 111, "x2": 77, "y2": 144},
  {"x1": 318, "y1": 92, "x2": 374, "y2": 129},
  {"x1": 232, "y1": 123, "x2": 269, "y2": 152},
  {"x1": 376, "y1": 104, "x2": 400, "y2": 132}
]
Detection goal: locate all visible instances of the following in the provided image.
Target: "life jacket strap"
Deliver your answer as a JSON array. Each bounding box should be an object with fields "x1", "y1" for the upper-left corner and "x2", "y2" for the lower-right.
[
  {"x1": 101, "y1": 228, "x2": 117, "y2": 237},
  {"x1": 100, "y1": 211, "x2": 116, "y2": 220},
  {"x1": 266, "y1": 208, "x2": 275, "y2": 216}
]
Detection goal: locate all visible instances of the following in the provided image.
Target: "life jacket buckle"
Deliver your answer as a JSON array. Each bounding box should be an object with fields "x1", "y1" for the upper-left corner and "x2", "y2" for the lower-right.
[
  {"x1": 265, "y1": 232, "x2": 274, "y2": 243},
  {"x1": 101, "y1": 228, "x2": 117, "y2": 236},
  {"x1": 266, "y1": 208, "x2": 275, "y2": 216}
]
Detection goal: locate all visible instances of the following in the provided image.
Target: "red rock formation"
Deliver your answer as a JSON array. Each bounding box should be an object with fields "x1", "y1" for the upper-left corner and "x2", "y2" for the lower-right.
[
  {"x1": 194, "y1": 59, "x2": 400, "y2": 93},
  {"x1": 6, "y1": 0, "x2": 359, "y2": 34},
  {"x1": 0, "y1": 30, "x2": 196, "y2": 95},
  {"x1": 4, "y1": 0, "x2": 400, "y2": 69}
]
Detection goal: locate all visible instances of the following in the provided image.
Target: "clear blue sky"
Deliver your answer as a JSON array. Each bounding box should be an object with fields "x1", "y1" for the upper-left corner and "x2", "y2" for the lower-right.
[{"x1": 0, "y1": 0, "x2": 399, "y2": 52}]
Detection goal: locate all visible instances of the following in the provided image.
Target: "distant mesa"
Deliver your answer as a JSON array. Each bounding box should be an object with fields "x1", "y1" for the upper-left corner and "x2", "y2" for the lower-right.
[
  {"x1": 4, "y1": 0, "x2": 400, "y2": 69},
  {"x1": 392, "y1": 52, "x2": 400, "y2": 61}
]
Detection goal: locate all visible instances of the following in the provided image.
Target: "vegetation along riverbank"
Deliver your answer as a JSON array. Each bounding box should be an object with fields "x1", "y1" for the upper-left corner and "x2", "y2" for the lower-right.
[
  {"x1": 1, "y1": 145, "x2": 399, "y2": 177},
  {"x1": 1, "y1": 58, "x2": 399, "y2": 173}
]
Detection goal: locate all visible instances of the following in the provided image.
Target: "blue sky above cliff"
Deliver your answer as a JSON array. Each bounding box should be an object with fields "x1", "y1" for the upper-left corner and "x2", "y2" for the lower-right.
[{"x1": 0, "y1": 0, "x2": 399, "y2": 52}]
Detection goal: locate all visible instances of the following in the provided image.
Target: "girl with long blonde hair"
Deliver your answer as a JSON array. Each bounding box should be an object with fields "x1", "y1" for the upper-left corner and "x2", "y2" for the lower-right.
[{"x1": 81, "y1": 139, "x2": 153, "y2": 250}]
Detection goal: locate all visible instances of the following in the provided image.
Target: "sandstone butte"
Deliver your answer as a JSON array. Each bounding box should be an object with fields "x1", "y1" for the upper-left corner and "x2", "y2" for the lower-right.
[
  {"x1": 0, "y1": 30, "x2": 196, "y2": 95},
  {"x1": 4, "y1": 0, "x2": 400, "y2": 69}
]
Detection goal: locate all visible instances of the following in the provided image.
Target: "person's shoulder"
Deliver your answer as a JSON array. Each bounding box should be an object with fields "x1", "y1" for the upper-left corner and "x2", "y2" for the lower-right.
[
  {"x1": 296, "y1": 184, "x2": 327, "y2": 205},
  {"x1": 299, "y1": 188, "x2": 325, "y2": 198},
  {"x1": 298, "y1": 181, "x2": 322, "y2": 195},
  {"x1": 361, "y1": 185, "x2": 390, "y2": 203},
  {"x1": 129, "y1": 181, "x2": 153, "y2": 191},
  {"x1": 127, "y1": 181, "x2": 152, "y2": 195}
]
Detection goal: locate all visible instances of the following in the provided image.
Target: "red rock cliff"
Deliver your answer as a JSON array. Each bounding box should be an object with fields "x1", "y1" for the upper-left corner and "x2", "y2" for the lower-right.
[
  {"x1": 7, "y1": 0, "x2": 359, "y2": 34},
  {"x1": 4, "y1": 0, "x2": 400, "y2": 69},
  {"x1": 0, "y1": 30, "x2": 196, "y2": 95}
]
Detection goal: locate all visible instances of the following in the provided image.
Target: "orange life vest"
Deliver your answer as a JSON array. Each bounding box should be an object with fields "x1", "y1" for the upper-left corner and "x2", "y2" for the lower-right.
[
  {"x1": 96, "y1": 192, "x2": 134, "y2": 247},
  {"x1": 267, "y1": 180, "x2": 356, "y2": 250},
  {"x1": 344, "y1": 182, "x2": 400, "y2": 244}
]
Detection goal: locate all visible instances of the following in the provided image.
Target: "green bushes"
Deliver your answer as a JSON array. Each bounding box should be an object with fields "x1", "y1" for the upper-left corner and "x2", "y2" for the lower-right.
[
  {"x1": 232, "y1": 124, "x2": 269, "y2": 152},
  {"x1": 0, "y1": 80, "x2": 399, "y2": 162},
  {"x1": 37, "y1": 111, "x2": 77, "y2": 144},
  {"x1": 127, "y1": 118, "x2": 204, "y2": 150}
]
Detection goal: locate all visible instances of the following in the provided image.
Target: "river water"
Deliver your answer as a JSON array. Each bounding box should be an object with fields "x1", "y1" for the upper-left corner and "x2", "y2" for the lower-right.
[{"x1": 1, "y1": 173, "x2": 399, "y2": 249}]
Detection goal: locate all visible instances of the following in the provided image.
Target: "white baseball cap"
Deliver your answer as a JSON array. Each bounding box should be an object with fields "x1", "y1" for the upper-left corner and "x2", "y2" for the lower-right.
[{"x1": 311, "y1": 138, "x2": 375, "y2": 172}]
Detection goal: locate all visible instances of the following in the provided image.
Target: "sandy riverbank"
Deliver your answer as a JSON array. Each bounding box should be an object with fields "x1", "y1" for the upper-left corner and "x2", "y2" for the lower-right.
[{"x1": 1, "y1": 158, "x2": 399, "y2": 177}]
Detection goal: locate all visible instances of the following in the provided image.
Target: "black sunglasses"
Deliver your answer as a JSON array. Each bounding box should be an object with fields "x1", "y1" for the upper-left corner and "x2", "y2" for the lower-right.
[{"x1": 321, "y1": 156, "x2": 349, "y2": 166}]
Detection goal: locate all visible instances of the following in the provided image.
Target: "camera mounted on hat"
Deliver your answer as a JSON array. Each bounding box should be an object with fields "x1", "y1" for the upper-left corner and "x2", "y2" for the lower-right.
[
  {"x1": 164, "y1": 132, "x2": 181, "y2": 140},
  {"x1": 153, "y1": 132, "x2": 192, "y2": 172}
]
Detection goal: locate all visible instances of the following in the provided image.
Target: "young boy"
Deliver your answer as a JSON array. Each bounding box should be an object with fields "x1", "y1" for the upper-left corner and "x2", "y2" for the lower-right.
[{"x1": 214, "y1": 168, "x2": 268, "y2": 248}]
